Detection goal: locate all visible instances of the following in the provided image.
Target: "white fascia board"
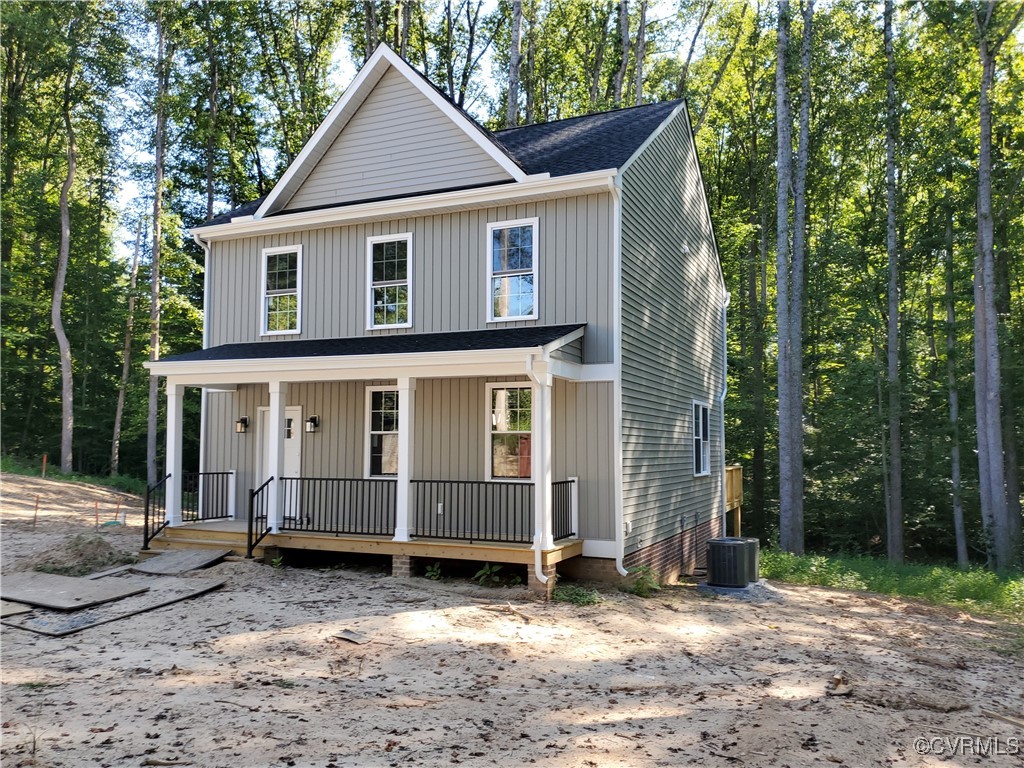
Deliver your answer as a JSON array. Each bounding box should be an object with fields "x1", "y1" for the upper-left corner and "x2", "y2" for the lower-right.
[
  {"x1": 541, "y1": 325, "x2": 585, "y2": 355},
  {"x1": 192, "y1": 170, "x2": 617, "y2": 241},
  {"x1": 146, "y1": 346, "x2": 545, "y2": 384},
  {"x1": 254, "y1": 49, "x2": 391, "y2": 219},
  {"x1": 582, "y1": 539, "x2": 617, "y2": 559}
]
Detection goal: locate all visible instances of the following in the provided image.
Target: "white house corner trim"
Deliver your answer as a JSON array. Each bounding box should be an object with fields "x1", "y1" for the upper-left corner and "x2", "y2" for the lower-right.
[{"x1": 610, "y1": 183, "x2": 628, "y2": 577}]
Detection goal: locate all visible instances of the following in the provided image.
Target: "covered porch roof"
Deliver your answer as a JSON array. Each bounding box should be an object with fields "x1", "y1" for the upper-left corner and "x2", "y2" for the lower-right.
[{"x1": 145, "y1": 324, "x2": 605, "y2": 386}]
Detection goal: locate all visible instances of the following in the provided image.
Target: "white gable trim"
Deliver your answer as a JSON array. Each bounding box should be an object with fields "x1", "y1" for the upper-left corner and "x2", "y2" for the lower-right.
[{"x1": 255, "y1": 46, "x2": 529, "y2": 219}]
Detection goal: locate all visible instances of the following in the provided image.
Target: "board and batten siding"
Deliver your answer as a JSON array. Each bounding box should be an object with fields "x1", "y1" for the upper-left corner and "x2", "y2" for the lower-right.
[
  {"x1": 618, "y1": 107, "x2": 726, "y2": 558},
  {"x1": 206, "y1": 193, "x2": 615, "y2": 364},
  {"x1": 203, "y1": 378, "x2": 614, "y2": 540},
  {"x1": 283, "y1": 67, "x2": 511, "y2": 212}
]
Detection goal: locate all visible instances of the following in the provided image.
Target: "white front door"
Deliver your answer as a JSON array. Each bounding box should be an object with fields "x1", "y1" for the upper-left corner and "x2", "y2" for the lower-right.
[{"x1": 259, "y1": 406, "x2": 302, "y2": 519}]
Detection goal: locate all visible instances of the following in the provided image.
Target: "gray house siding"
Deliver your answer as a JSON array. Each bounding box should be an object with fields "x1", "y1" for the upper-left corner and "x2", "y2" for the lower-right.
[
  {"x1": 206, "y1": 193, "x2": 615, "y2": 364},
  {"x1": 202, "y1": 377, "x2": 614, "y2": 541},
  {"x1": 283, "y1": 67, "x2": 511, "y2": 212},
  {"x1": 619, "y1": 108, "x2": 725, "y2": 557}
]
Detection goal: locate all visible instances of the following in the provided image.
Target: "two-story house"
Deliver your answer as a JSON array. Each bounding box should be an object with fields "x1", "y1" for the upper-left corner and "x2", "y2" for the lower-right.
[{"x1": 144, "y1": 45, "x2": 737, "y2": 595}]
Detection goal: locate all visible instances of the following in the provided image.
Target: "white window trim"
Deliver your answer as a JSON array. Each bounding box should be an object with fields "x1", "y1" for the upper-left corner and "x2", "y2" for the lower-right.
[
  {"x1": 484, "y1": 382, "x2": 535, "y2": 483},
  {"x1": 260, "y1": 244, "x2": 302, "y2": 336},
  {"x1": 693, "y1": 399, "x2": 711, "y2": 477},
  {"x1": 486, "y1": 217, "x2": 539, "y2": 323},
  {"x1": 366, "y1": 232, "x2": 413, "y2": 330},
  {"x1": 365, "y1": 385, "x2": 399, "y2": 478}
]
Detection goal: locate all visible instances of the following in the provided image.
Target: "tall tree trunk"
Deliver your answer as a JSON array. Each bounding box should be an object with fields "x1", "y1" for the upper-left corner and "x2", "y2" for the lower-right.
[
  {"x1": 972, "y1": 2, "x2": 1022, "y2": 571},
  {"x1": 505, "y1": 0, "x2": 522, "y2": 128},
  {"x1": 693, "y1": 3, "x2": 749, "y2": 134},
  {"x1": 399, "y1": 0, "x2": 412, "y2": 59},
  {"x1": 612, "y1": 0, "x2": 629, "y2": 106},
  {"x1": 363, "y1": 0, "x2": 379, "y2": 60},
  {"x1": 884, "y1": 0, "x2": 903, "y2": 563},
  {"x1": 944, "y1": 197, "x2": 968, "y2": 569},
  {"x1": 676, "y1": 0, "x2": 713, "y2": 98},
  {"x1": 786, "y1": 0, "x2": 812, "y2": 554},
  {"x1": 111, "y1": 220, "x2": 142, "y2": 476},
  {"x1": 589, "y1": 2, "x2": 613, "y2": 108},
  {"x1": 632, "y1": 0, "x2": 647, "y2": 106},
  {"x1": 53, "y1": 22, "x2": 79, "y2": 475},
  {"x1": 205, "y1": 1, "x2": 218, "y2": 221},
  {"x1": 148, "y1": 15, "x2": 169, "y2": 487},
  {"x1": 775, "y1": 0, "x2": 798, "y2": 553}
]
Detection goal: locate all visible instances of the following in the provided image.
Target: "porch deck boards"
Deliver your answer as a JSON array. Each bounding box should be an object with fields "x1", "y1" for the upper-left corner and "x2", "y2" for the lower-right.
[{"x1": 147, "y1": 521, "x2": 582, "y2": 567}]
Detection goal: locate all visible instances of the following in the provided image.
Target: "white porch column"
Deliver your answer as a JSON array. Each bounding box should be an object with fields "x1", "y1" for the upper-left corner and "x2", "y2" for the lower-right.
[
  {"x1": 267, "y1": 380, "x2": 288, "y2": 533},
  {"x1": 532, "y1": 371, "x2": 554, "y2": 552},
  {"x1": 165, "y1": 383, "x2": 185, "y2": 526},
  {"x1": 393, "y1": 377, "x2": 416, "y2": 542}
]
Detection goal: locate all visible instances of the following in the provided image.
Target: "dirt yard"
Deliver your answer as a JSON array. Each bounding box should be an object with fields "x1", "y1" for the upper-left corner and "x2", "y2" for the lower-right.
[{"x1": 1, "y1": 473, "x2": 1022, "y2": 768}]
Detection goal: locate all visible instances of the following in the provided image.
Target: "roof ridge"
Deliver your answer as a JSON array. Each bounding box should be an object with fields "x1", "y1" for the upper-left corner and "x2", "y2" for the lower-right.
[{"x1": 493, "y1": 99, "x2": 682, "y2": 136}]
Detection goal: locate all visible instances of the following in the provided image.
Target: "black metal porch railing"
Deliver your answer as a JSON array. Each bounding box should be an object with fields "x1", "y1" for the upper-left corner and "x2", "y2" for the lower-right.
[
  {"x1": 246, "y1": 476, "x2": 274, "y2": 559},
  {"x1": 551, "y1": 479, "x2": 576, "y2": 541},
  {"x1": 412, "y1": 480, "x2": 534, "y2": 544},
  {"x1": 277, "y1": 477, "x2": 397, "y2": 536},
  {"x1": 142, "y1": 474, "x2": 170, "y2": 550},
  {"x1": 181, "y1": 471, "x2": 234, "y2": 522}
]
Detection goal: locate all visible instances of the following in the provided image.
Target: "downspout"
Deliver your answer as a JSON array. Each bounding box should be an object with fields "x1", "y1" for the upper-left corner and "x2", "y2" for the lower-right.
[
  {"x1": 193, "y1": 232, "x2": 211, "y2": 477},
  {"x1": 610, "y1": 181, "x2": 629, "y2": 577},
  {"x1": 719, "y1": 290, "x2": 731, "y2": 534},
  {"x1": 526, "y1": 352, "x2": 549, "y2": 586}
]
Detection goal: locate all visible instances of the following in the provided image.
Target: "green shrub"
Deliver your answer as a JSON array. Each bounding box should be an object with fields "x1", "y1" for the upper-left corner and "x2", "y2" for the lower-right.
[
  {"x1": 624, "y1": 565, "x2": 661, "y2": 598},
  {"x1": 760, "y1": 549, "x2": 1023, "y2": 619},
  {"x1": 552, "y1": 584, "x2": 603, "y2": 606}
]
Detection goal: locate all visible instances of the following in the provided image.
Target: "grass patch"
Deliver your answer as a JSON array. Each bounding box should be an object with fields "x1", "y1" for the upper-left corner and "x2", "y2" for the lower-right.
[
  {"x1": 760, "y1": 549, "x2": 1024, "y2": 620},
  {"x1": 17, "y1": 681, "x2": 58, "y2": 690},
  {"x1": 1, "y1": 453, "x2": 147, "y2": 496},
  {"x1": 552, "y1": 584, "x2": 603, "y2": 606}
]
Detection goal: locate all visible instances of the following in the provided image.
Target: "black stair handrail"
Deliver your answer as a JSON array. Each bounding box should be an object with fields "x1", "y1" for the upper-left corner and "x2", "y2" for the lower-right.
[
  {"x1": 246, "y1": 476, "x2": 274, "y2": 559},
  {"x1": 142, "y1": 474, "x2": 171, "y2": 550}
]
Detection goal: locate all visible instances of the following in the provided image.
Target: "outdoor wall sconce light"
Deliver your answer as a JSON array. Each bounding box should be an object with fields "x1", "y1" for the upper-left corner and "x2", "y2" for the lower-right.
[
  {"x1": 235, "y1": 416, "x2": 249, "y2": 434},
  {"x1": 305, "y1": 415, "x2": 320, "y2": 433}
]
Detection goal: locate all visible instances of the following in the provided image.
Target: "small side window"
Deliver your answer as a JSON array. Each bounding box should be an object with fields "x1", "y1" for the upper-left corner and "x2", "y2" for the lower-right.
[{"x1": 693, "y1": 401, "x2": 710, "y2": 477}]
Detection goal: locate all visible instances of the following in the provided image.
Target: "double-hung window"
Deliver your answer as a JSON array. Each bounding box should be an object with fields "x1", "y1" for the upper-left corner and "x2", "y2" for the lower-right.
[
  {"x1": 488, "y1": 384, "x2": 533, "y2": 480},
  {"x1": 262, "y1": 245, "x2": 301, "y2": 334},
  {"x1": 693, "y1": 401, "x2": 710, "y2": 477},
  {"x1": 367, "y1": 233, "x2": 412, "y2": 329},
  {"x1": 487, "y1": 218, "x2": 538, "y2": 321},
  {"x1": 367, "y1": 387, "x2": 399, "y2": 477}
]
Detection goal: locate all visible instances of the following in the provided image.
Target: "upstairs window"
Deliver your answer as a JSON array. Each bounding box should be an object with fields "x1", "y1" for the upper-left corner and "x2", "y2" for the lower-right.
[
  {"x1": 367, "y1": 387, "x2": 399, "y2": 477},
  {"x1": 693, "y1": 401, "x2": 710, "y2": 477},
  {"x1": 262, "y1": 245, "x2": 301, "y2": 334},
  {"x1": 487, "y1": 218, "x2": 538, "y2": 321},
  {"x1": 488, "y1": 385, "x2": 533, "y2": 480},
  {"x1": 368, "y1": 233, "x2": 412, "y2": 328}
]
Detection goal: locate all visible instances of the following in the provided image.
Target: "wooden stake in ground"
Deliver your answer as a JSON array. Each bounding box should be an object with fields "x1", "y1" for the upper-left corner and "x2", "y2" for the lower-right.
[
  {"x1": 94, "y1": 500, "x2": 99, "y2": 531},
  {"x1": 33, "y1": 495, "x2": 39, "y2": 529}
]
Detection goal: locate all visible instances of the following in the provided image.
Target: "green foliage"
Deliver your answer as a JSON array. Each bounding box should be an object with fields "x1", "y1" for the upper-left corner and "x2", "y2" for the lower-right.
[
  {"x1": 270, "y1": 555, "x2": 285, "y2": 570},
  {"x1": 472, "y1": 562, "x2": 505, "y2": 587},
  {"x1": 552, "y1": 584, "x2": 603, "y2": 606},
  {"x1": 624, "y1": 565, "x2": 661, "y2": 598},
  {"x1": 760, "y1": 549, "x2": 1024, "y2": 618},
  {"x1": 424, "y1": 561, "x2": 443, "y2": 581}
]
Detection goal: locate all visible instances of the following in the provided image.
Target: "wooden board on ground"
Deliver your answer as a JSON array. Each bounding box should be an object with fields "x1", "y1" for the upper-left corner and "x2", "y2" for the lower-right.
[
  {"x1": 0, "y1": 600, "x2": 33, "y2": 618},
  {"x1": 0, "y1": 571, "x2": 149, "y2": 611},
  {"x1": 1, "y1": 576, "x2": 225, "y2": 637},
  {"x1": 130, "y1": 549, "x2": 231, "y2": 575}
]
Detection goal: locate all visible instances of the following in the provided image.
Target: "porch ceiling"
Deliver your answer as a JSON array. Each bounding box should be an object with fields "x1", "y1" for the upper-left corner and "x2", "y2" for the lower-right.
[{"x1": 145, "y1": 324, "x2": 587, "y2": 386}]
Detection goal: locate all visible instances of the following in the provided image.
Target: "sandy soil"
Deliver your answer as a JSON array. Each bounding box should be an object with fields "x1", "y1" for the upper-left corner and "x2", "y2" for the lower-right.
[{"x1": 2, "y1": 472, "x2": 1022, "y2": 768}]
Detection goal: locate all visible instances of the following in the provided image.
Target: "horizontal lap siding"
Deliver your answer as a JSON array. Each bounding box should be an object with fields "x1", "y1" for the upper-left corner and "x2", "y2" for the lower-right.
[
  {"x1": 283, "y1": 68, "x2": 510, "y2": 210},
  {"x1": 207, "y1": 194, "x2": 615, "y2": 363},
  {"x1": 619, "y1": 110, "x2": 725, "y2": 558}
]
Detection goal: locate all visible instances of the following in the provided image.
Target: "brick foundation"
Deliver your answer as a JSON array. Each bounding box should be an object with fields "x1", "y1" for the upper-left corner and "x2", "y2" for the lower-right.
[
  {"x1": 623, "y1": 516, "x2": 722, "y2": 583},
  {"x1": 557, "y1": 556, "x2": 626, "y2": 584},
  {"x1": 391, "y1": 554, "x2": 413, "y2": 578},
  {"x1": 527, "y1": 563, "x2": 557, "y2": 599}
]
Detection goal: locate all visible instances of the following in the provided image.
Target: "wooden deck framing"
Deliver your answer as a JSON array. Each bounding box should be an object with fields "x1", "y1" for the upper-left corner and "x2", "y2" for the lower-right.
[{"x1": 145, "y1": 520, "x2": 582, "y2": 567}]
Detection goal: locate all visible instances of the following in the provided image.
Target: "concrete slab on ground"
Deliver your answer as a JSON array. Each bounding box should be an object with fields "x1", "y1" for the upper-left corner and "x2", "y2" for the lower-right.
[
  {"x1": 0, "y1": 600, "x2": 33, "y2": 618},
  {"x1": 1, "y1": 575, "x2": 225, "y2": 636},
  {"x1": 130, "y1": 548, "x2": 231, "y2": 575},
  {"x1": 0, "y1": 572, "x2": 149, "y2": 610}
]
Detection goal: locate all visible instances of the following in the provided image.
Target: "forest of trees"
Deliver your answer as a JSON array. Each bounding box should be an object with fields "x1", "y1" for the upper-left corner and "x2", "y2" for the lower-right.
[{"x1": 2, "y1": 1, "x2": 1021, "y2": 571}]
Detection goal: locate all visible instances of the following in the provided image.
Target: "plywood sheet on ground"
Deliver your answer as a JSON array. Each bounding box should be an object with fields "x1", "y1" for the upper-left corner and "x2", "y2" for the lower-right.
[
  {"x1": 130, "y1": 549, "x2": 231, "y2": 575},
  {"x1": 0, "y1": 571, "x2": 148, "y2": 610},
  {"x1": 1, "y1": 576, "x2": 224, "y2": 636},
  {"x1": 0, "y1": 600, "x2": 32, "y2": 618}
]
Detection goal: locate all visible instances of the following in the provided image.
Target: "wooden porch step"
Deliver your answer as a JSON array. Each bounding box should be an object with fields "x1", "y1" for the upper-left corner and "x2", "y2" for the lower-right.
[{"x1": 145, "y1": 536, "x2": 256, "y2": 559}]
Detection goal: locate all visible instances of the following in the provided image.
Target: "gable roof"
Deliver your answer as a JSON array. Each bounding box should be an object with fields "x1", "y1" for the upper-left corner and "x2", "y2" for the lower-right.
[{"x1": 196, "y1": 44, "x2": 683, "y2": 229}]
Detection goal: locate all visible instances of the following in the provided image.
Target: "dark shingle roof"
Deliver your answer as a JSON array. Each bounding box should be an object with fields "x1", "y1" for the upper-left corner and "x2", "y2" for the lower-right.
[
  {"x1": 196, "y1": 99, "x2": 683, "y2": 228},
  {"x1": 161, "y1": 324, "x2": 585, "y2": 364},
  {"x1": 492, "y1": 100, "x2": 683, "y2": 177}
]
